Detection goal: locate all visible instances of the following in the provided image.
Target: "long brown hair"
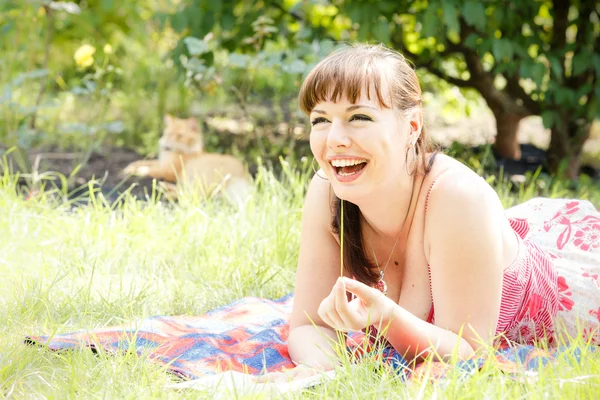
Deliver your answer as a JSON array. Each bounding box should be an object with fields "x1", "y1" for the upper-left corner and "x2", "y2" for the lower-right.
[{"x1": 298, "y1": 43, "x2": 437, "y2": 285}]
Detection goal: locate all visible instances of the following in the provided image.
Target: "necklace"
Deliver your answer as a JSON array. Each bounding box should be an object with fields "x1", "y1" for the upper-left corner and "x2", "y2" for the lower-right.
[{"x1": 367, "y1": 175, "x2": 419, "y2": 296}]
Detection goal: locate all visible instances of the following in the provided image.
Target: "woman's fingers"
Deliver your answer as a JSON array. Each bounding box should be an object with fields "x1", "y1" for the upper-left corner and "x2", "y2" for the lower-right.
[
  {"x1": 325, "y1": 310, "x2": 346, "y2": 330},
  {"x1": 320, "y1": 278, "x2": 378, "y2": 331},
  {"x1": 343, "y1": 277, "x2": 393, "y2": 326},
  {"x1": 318, "y1": 294, "x2": 343, "y2": 329},
  {"x1": 341, "y1": 277, "x2": 379, "y2": 302},
  {"x1": 333, "y1": 278, "x2": 363, "y2": 331}
]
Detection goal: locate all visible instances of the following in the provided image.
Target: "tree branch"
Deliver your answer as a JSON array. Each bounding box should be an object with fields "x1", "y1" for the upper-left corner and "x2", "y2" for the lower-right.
[
  {"x1": 504, "y1": 76, "x2": 541, "y2": 115},
  {"x1": 551, "y1": 0, "x2": 569, "y2": 49},
  {"x1": 415, "y1": 61, "x2": 474, "y2": 88},
  {"x1": 389, "y1": 27, "x2": 473, "y2": 87},
  {"x1": 458, "y1": 19, "x2": 533, "y2": 116},
  {"x1": 267, "y1": 1, "x2": 303, "y2": 22}
]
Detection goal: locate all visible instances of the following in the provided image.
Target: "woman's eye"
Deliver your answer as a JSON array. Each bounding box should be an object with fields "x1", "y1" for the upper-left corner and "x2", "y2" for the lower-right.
[
  {"x1": 350, "y1": 114, "x2": 372, "y2": 122},
  {"x1": 311, "y1": 117, "x2": 329, "y2": 126}
]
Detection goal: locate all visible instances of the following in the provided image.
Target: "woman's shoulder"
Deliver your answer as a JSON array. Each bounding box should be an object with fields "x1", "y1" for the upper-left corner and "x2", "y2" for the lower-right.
[
  {"x1": 303, "y1": 171, "x2": 338, "y2": 234},
  {"x1": 423, "y1": 153, "x2": 506, "y2": 227},
  {"x1": 305, "y1": 170, "x2": 334, "y2": 208},
  {"x1": 425, "y1": 153, "x2": 499, "y2": 203}
]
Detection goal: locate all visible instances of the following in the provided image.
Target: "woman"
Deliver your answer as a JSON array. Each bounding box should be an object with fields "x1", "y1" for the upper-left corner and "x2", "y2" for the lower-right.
[{"x1": 261, "y1": 44, "x2": 600, "y2": 382}]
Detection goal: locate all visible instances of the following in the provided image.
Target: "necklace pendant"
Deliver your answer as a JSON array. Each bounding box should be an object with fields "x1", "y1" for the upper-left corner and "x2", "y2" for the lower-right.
[{"x1": 376, "y1": 278, "x2": 388, "y2": 295}]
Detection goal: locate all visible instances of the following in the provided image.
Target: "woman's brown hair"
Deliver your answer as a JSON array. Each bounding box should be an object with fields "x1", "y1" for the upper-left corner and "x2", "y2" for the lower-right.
[{"x1": 298, "y1": 43, "x2": 437, "y2": 285}]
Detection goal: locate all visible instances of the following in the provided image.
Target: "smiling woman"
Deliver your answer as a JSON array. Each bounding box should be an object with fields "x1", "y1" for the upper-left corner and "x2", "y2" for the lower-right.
[{"x1": 257, "y1": 43, "x2": 600, "y2": 383}]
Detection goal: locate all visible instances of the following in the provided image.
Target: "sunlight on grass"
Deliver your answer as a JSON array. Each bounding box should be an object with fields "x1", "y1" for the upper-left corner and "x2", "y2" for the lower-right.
[{"x1": 0, "y1": 159, "x2": 599, "y2": 398}]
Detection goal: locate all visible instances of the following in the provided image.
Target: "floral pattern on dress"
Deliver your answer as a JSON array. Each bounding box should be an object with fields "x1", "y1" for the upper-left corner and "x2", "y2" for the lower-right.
[
  {"x1": 582, "y1": 271, "x2": 600, "y2": 288},
  {"x1": 543, "y1": 201, "x2": 600, "y2": 250},
  {"x1": 573, "y1": 223, "x2": 600, "y2": 251},
  {"x1": 557, "y1": 276, "x2": 574, "y2": 312},
  {"x1": 590, "y1": 308, "x2": 600, "y2": 323},
  {"x1": 507, "y1": 319, "x2": 537, "y2": 344},
  {"x1": 582, "y1": 325, "x2": 600, "y2": 346},
  {"x1": 506, "y1": 198, "x2": 600, "y2": 347}
]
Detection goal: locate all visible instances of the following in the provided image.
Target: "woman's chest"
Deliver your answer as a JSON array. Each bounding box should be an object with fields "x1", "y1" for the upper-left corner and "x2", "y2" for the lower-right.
[{"x1": 371, "y1": 211, "x2": 433, "y2": 322}]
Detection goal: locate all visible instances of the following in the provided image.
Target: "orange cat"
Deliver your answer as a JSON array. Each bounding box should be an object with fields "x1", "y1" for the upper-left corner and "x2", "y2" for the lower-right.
[{"x1": 124, "y1": 114, "x2": 251, "y2": 202}]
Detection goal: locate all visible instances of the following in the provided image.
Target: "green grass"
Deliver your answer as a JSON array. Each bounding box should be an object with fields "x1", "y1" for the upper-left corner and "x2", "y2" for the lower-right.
[{"x1": 1, "y1": 159, "x2": 599, "y2": 399}]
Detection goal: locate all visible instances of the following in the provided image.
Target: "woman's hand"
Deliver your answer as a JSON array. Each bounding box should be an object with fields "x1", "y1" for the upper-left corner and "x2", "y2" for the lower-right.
[
  {"x1": 253, "y1": 363, "x2": 322, "y2": 384},
  {"x1": 318, "y1": 277, "x2": 395, "y2": 332}
]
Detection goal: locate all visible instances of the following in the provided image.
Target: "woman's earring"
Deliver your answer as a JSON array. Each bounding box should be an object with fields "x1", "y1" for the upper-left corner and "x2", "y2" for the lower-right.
[
  {"x1": 312, "y1": 157, "x2": 328, "y2": 180},
  {"x1": 405, "y1": 144, "x2": 417, "y2": 176}
]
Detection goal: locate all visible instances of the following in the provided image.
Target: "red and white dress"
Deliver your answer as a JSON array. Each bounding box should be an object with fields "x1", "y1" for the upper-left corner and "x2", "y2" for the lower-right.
[
  {"x1": 503, "y1": 198, "x2": 600, "y2": 345},
  {"x1": 425, "y1": 198, "x2": 600, "y2": 346}
]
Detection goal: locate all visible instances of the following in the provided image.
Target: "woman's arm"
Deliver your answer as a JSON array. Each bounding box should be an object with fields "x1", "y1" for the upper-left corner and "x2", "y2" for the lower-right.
[
  {"x1": 327, "y1": 277, "x2": 476, "y2": 361},
  {"x1": 288, "y1": 173, "x2": 345, "y2": 369},
  {"x1": 415, "y1": 172, "x2": 507, "y2": 356},
  {"x1": 326, "y1": 173, "x2": 508, "y2": 362}
]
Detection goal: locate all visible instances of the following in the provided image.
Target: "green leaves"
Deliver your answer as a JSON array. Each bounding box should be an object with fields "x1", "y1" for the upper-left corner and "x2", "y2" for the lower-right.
[
  {"x1": 548, "y1": 55, "x2": 563, "y2": 80},
  {"x1": 283, "y1": 59, "x2": 307, "y2": 75},
  {"x1": 554, "y1": 88, "x2": 576, "y2": 107},
  {"x1": 464, "y1": 33, "x2": 479, "y2": 49},
  {"x1": 228, "y1": 53, "x2": 251, "y2": 68},
  {"x1": 541, "y1": 110, "x2": 554, "y2": 129},
  {"x1": 492, "y1": 39, "x2": 514, "y2": 61},
  {"x1": 372, "y1": 17, "x2": 391, "y2": 43},
  {"x1": 421, "y1": 5, "x2": 438, "y2": 38},
  {"x1": 592, "y1": 54, "x2": 600, "y2": 76},
  {"x1": 519, "y1": 60, "x2": 547, "y2": 88},
  {"x1": 572, "y1": 49, "x2": 592, "y2": 77},
  {"x1": 442, "y1": 2, "x2": 459, "y2": 33},
  {"x1": 183, "y1": 37, "x2": 210, "y2": 56},
  {"x1": 462, "y1": 0, "x2": 486, "y2": 31}
]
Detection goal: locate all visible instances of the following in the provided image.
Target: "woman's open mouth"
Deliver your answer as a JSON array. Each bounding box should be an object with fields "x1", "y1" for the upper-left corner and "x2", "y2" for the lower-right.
[{"x1": 330, "y1": 158, "x2": 368, "y2": 182}]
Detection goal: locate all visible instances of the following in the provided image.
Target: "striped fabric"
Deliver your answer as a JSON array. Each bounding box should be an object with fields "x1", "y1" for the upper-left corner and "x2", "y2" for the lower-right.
[
  {"x1": 426, "y1": 228, "x2": 559, "y2": 345},
  {"x1": 425, "y1": 198, "x2": 600, "y2": 346},
  {"x1": 496, "y1": 223, "x2": 558, "y2": 344}
]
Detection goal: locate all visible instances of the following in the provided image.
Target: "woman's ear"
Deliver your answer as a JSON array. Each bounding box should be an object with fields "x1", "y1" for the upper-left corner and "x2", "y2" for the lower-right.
[{"x1": 407, "y1": 108, "x2": 423, "y2": 143}]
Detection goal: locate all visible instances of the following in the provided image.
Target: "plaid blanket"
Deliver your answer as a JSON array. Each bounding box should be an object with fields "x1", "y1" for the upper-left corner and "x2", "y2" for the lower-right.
[{"x1": 24, "y1": 294, "x2": 594, "y2": 384}]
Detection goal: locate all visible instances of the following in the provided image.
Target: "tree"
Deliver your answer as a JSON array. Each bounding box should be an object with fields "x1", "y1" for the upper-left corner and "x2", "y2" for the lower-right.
[
  {"x1": 152, "y1": 0, "x2": 600, "y2": 178},
  {"x1": 332, "y1": 0, "x2": 600, "y2": 178}
]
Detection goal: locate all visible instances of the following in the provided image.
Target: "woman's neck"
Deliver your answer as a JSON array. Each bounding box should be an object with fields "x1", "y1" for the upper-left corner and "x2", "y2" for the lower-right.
[{"x1": 357, "y1": 174, "x2": 421, "y2": 240}]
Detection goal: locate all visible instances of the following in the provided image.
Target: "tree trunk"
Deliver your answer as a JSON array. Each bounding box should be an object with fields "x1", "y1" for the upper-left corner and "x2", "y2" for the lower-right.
[
  {"x1": 492, "y1": 110, "x2": 523, "y2": 160},
  {"x1": 547, "y1": 118, "x2": 591, "y2": 179}
]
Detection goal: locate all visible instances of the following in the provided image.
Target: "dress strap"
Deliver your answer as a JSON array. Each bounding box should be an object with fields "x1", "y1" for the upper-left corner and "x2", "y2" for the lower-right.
[
  {"x1": 423, "y1": 167, "x2": 459, "y2": 324},
  {"x1": 424, "y1": 167, "x2": 456, "y2": 216}
]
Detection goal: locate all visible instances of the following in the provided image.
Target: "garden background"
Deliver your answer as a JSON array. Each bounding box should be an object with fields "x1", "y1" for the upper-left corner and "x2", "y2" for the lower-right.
[{"x1": 1, "y1": 1, "x2": 599, "y2": 398}]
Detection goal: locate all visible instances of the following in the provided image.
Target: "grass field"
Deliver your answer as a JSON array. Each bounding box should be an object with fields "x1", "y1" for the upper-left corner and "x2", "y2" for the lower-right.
[{"x1": 1, "y1": 160, "x2": 599, "y2": 399}]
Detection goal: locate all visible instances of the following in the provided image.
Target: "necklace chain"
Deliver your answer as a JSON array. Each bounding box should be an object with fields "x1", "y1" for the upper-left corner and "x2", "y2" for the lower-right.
[{"x1": 368, "y1": 174, "x2": 419, "y2": 295}]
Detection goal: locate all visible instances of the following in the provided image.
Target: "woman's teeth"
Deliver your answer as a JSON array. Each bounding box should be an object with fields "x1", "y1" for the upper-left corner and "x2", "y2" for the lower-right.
[
  {"x1": 330, "y1": 159, "x2": 368, "y2": 176},
  {"x1": 338, "y1": 169, "x2": 357, "y2": 176},
  {"x1": 330, "y1": 159, "x2": 367, "y2": 167}
]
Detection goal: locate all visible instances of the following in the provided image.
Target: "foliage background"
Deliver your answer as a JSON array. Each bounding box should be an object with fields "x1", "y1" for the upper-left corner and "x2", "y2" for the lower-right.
[
  {"x1": 0, "y1": 0, "x2": 598, "y2": 205},
  {"x1": 1, "y1": 2, "x2": 600, "y2": 398},
  {"x1": 2, "y1": 1, "x2": 598, "y2": 184}
]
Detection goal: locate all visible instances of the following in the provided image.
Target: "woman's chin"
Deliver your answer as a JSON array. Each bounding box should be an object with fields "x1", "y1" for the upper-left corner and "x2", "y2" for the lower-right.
[{"x1": 330, "y1": 184, "x2": 370, "y2": 204}]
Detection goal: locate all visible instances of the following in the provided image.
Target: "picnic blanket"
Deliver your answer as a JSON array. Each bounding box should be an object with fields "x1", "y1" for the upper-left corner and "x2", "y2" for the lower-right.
[
  {"x1": 24, "y1": 293, "x2": 595, "y2": 387},
  {"x1": 24, "y1": 197, "x2": 600, "y2": 392}
]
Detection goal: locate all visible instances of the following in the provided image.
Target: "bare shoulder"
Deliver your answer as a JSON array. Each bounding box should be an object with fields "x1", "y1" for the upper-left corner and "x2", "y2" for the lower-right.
[
  {"x1": 303, "y1": 171, "x2": 336, "y2": 233},
  {"x1": 426, "y1": 154, "x2": 503, "y2": 212},
  {"x1": 423, "y1": 154, "x2": 506, "y2": 253}
]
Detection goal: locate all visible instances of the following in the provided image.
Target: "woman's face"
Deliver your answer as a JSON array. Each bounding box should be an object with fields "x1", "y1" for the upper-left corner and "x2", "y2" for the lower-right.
[{"x1": 309, "y1": 88, "x2": 420, "y2": 202}]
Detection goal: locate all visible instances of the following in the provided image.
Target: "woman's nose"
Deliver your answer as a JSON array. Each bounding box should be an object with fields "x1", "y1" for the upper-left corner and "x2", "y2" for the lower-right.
[{"x1": 326, "y1": 119, "x2": 351, "y2": 148}]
